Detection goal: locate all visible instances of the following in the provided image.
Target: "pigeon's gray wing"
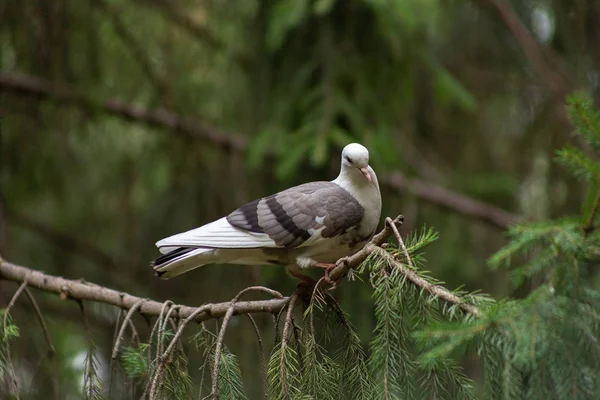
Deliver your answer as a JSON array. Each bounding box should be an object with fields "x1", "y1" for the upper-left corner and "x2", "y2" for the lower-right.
[{"x1": 227, "y1": 182, "x2": 365, "y2": 248}]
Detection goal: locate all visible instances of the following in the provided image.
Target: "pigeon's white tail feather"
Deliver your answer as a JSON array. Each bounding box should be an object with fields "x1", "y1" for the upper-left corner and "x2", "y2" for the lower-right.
[
  {"x1": 158, "y1": 246, "x2": 180, "y2": 255},
  {"x1": 155, "y1": 217, "x2": 278, "y2": 251},
  {"x1": 153, "y1": 248, "x2": 220, "y2": 279}
]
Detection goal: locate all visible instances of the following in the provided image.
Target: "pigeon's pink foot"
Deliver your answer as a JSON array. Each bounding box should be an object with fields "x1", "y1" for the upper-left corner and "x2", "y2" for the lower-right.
[{"x1": 313, "y1": 262, "x2": 337, "y2": 285}]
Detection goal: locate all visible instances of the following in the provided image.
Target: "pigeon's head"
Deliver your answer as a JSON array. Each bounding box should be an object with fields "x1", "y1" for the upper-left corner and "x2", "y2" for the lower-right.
[{"x1": 341, "y1": 143, "x2": 372, "y2": 182}]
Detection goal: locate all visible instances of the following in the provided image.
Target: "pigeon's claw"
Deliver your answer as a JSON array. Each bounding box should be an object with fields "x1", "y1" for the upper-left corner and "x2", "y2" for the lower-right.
[{"x1": 313, "y1": 262, "x2": 338, "y2": 288}]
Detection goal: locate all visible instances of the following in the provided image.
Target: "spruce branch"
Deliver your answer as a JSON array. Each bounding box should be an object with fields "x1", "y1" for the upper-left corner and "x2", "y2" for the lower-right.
[
  {"x1": 112, "y1": 299, "x2": 146, "y2": 360},
  {"x1": 3, "y1": 281, "x2": 27, "y2": 337},
  {"x1": 280, "y1": 293, "x2": 298, "y2": 397},
  {"x1": 210, "y1": 287, "x2": 281, "y2": 399},
  {"x1": 210, "y1": 304, "x2": 236, "y2": 400},
  {"x1": 583, "y1": 188, "x2": 600, "y2": 236},
  {"x1": 79, "y1": 301, "x2": 103, "y2": 400},
  {"x1": 246, "y1": 314, "x2": 268, "y2": 399},
  {"x1": 374, "y1": 248, "x2": 481, "y2": 317},
  {"x1": 2, "y1": 281, "x2": 26, "y2": 398},
  {"x1": 386, "y1": 217, "x2": 414, "y2": 269}
]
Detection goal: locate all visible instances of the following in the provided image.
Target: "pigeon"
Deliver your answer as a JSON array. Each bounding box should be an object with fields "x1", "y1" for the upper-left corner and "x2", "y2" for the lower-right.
[{"x1": 151, "y1": 143, "x2": 382, "y2": 282}]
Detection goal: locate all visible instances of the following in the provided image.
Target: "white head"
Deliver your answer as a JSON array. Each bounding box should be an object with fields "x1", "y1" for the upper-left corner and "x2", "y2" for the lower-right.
[{"x1": 340, "y1": 143, "x2": 374, "y2": 183}]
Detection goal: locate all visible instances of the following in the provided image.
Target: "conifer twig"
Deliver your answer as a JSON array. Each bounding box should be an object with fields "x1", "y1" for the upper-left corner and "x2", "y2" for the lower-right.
[
  {"x1": 3, "y1": 281, "x2": 28, "y2": 331},
  {"x1": 2, "y1": 281, "x2": 27, "y2": 398},
  {"x1": 280, "y1": 294, "x2": 298, "y2": 397},
  {"x1": 386, "y1": 217, "x2": 414, "y2": 269},
  {"x1": 149, "y1": 304, "x2": 211, "y2": 399},
  {"x1": 210, "y1": 286, "x2": 285, "y2": 399},
  {"x1": 328, "y1": 215, "x2": 405, "y2": 283},
  {"x1": 246, "y1": 314, "x2": 268, "y2": 399},
  {"x1": 374, "y1": 248, "x2": 481, "y2": 317},
  {"x1": 153, "y1": 300, "x2": 174, "y2": 361},
  {"x1": 583, "y1": 188, "x2": 600, "y2": 236},
  {"x1": 112, "y1": 299, "x2": 146, "y2": 360},
  {"x1": 210, "y1": 303, "x2": 236, "y2": 399},
  {"x1": 23, "y1": 288, "x2": 59, "y2": 399}
]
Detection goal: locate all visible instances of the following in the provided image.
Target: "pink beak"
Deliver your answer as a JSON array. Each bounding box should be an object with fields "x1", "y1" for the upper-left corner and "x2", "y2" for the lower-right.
[{"x1": 360, "y1": 167, "x2": 372, "y2": 183}]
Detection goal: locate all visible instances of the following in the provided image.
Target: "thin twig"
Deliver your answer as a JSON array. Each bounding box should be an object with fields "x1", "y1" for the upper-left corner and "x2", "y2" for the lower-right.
[
  {"x1": 210, "y1": 303, "x2": 236, "y2": 399},
  {"x1": 208, "y1": 286, "x2": 284, "y2": 399},
  {"x1": 328, "y1": 215, "x2": 405, "y2": 283},
  {"x1": 232, "y1": 286, "x2": 284, "y2": 301},
  {"x1": 78, "y1": 300, "x2": 92, "y2": 338},
  {"x1": 2, "y1": 281, "x2": 27, "y2": 399},
  {"x1": 144, "y1": 301, "x2": 175, "y2": 399},
  {"x1": 153, "y1": 300, "x2": 173, "y2": 361},
  {"x1": 23, "y1": 288, "x2": 59, "y2": 399},
  {"x1": 246, "y1": 314, "x2": 268, "y2": 399},
  {"x1": 109, "y1": 308, "x2": 124, "y2": 399},
  {"x1": 3, "y1": 281, "x2": 28, "y2": 331},
  {"x1": 127, "y1": 319, "x2": 140, "y2": 346},
  {"x1": 374, "y1": 247, "x2": 481, "y2": 317},
  {"x1": 111, "y1": 299, "x2": 145, "y2": 360},
  {"x1": 280, "y1": 294, "x2": 298, "y2": 396},
  {"x1": 386, "y1": 217, "x2": 414, "y2": 269},
  {"x1": 159, "y1": 303, "x2": 180, "y2": 360},
  {"x1": 149, "y1": 305, "x2": 211, "y2": 399}
]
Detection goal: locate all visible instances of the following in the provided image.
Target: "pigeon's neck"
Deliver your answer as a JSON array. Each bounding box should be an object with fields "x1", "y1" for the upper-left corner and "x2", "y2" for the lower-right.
[{"x1": 333, "y1": 165, "x2": 382, "y2": 235}]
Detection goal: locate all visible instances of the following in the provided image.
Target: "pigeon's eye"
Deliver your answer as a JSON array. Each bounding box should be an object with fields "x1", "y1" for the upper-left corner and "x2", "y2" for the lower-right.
[{"x1": 345, "y1": 155, "x2": 353, "y2": 164}]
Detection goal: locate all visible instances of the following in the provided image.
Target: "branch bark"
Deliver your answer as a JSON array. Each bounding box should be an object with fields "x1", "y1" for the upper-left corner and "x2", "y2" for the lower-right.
[
  {"x1": 0, "y1": 71, "x2": 520, "y2": 230},
  {"x1": 0, "y1": 259, "x2": 287, "y2": 323}
]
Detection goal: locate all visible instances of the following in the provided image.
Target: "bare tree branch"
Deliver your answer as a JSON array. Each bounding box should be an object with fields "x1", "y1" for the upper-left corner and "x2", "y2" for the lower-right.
[
  {"x1": 383, "y1": 173, "x2": 520, "y2": 230},
  {"x1": 0, "y1": 72, "x2": 247, "y2": 152},
  {"x1": 0, "y1": 71, "x2": 521, "y2": 230},
  {"x1": 0, "y1": 259, "x2": 287, "y2": 323}
]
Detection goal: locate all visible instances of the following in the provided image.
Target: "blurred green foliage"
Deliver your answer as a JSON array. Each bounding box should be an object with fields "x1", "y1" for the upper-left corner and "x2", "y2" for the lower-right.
[{"x1": 1, "y1": 0, "x2": 600, "y2": 398}]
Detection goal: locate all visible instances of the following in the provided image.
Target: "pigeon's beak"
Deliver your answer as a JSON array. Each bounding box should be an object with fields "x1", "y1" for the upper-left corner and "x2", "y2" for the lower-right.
[{"x1": 360, "y1": 167, "x2": 372, "y2": 183}]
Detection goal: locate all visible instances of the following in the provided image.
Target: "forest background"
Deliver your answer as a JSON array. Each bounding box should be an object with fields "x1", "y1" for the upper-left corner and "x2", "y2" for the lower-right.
[{"x1": 1, "y1": 0, "x2": 598, "y2": 398}]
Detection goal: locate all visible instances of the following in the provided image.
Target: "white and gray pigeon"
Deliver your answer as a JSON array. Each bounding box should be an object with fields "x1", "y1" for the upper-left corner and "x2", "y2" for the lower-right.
[{"x1": 151, "y1": 143, "x2": 382, "y2": 281}]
